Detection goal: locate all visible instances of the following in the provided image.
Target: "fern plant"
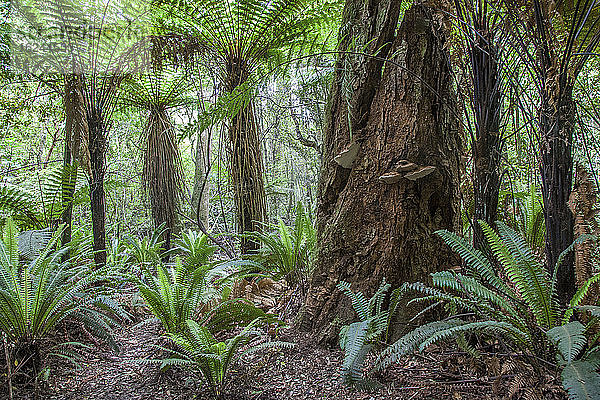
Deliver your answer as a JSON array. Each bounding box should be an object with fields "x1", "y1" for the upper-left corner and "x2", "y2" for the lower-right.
[
  {"x1": 0, "y1": 165, "x2": 84, "y2": 230},
  {"x1": 0, "y1": 218, "x2": 125, "y2": 377},
  {"x1": 547, "y1": 321, "x2": 600, "y2": 400},
  {"x1": 165, "y1": 229, "x2": 216, "y2": 271},
  {"x1": 152, "y1": 318, "x2": 292, "y2": 399},
  {"x1": 244, "y1": 202, "x2": 316, "y2": 288},
  {"x1": 376, "y1": 221, "x2": 598, "y2": 373},
  {"x1": 124, "y1": 223, "x2": 167, "y2": 267},
  {"x1": 337, "y1": 279, "x2": 390, "y2": 386},
  {"x1": 134, "y1": 258, "x2": 214, "y2": 334}
]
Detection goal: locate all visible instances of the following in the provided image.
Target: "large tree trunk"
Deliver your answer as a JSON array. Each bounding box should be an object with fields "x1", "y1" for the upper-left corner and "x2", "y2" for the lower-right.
[
  {"x1": 228, "y1": 101, "x2": 266, "y2": 253},
  {"x1": 300, "y1": 3, "x2": 462, "y2": 343},
  {"x1": 87, "y1": 108, "x2": 107, "y2": 267},
  {"x1": 62, "y1": 74, "x2": 87, "y2": 245}
]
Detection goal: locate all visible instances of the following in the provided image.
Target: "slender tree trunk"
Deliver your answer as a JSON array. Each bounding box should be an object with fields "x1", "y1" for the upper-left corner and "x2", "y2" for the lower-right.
[
  {"x1": 61, "y1": 74, "x2": 87, "y2": 245},
  {"x1": 191, "y1": 129, "x2": 210, "y2": 227},
  {"x1": 300, "y1": 3, "x2": 462, "y2": 343},
  {"x1": 539, "y1": 87, "x2": 575, "y2": 304},
  {"x1": 534, "y1": 1, "x2": 576, "y2": 304},
  {"x1": 466, "y1": 16, "x2": 503, "y2": 249},
  {"x1": 87, "y1": 108, "x2": 107, "y2": 267},
  {"x1": 228, "y1": 99, "x2": 266, "y2": 253}
]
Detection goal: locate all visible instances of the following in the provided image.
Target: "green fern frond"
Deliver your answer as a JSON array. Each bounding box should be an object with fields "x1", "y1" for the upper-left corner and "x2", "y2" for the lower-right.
[
  {"x1": 376, "y1": 320, "x2": 465, "y2": 370},
  {"x1": 561, "y1": 355, "x2": 600, "y2": 400},
  {"x1": 564, "y1": 272, "x2": 600, "y2": 323},
  {"x1": 548, "y1": 322, "x2": 587, "y2": 364}
]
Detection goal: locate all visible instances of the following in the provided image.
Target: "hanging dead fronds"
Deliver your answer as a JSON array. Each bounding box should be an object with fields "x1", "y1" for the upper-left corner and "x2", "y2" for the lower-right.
[{"x1": 144, "y1": 105, "x2": 185, "y2": 247}]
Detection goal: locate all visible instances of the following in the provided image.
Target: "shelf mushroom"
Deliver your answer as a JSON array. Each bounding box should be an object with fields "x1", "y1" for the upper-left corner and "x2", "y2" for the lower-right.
[
  {"x1": 334, "y1": 142, "x2": 360, "y2": 169},
  {"x1": 404, "y1": 166, "x2": 436, "y2": 181},
  {"x1": 379, "y1": 161, "x2": 436, "y2": 184},
  {"x1": 379, "y1": 171, "x2": 403, "y2": 184},
  {"x1": 394, "y1": 160, "x2": 418, "y2": 172}
]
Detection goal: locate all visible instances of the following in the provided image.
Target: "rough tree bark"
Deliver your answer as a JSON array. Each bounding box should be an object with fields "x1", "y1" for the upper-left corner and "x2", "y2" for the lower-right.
[
  {"x1": 87, "y1": 106, "x2": 108, "y2": 267},
  {"x1": 191, "y1": 129, "x2": 210, "y2": 228},
  {"x1": 299, "y1": 2, "x2": 462, "y2": 343},
  {"x1": 144, "y1": 106, "x2": 184, "y2": 250},
  {"x1": 568, "y1": 165, "x2": 598, "y2": 306},
  {"x1": 62, "y1": 74, "x2": 87, "y2": 245},
  {"x1": 228, "y1": 102, "x2": 266, "y2": 253},
  {"x1": 225, "y1": 59, "x2": 267, "y2": 253}
]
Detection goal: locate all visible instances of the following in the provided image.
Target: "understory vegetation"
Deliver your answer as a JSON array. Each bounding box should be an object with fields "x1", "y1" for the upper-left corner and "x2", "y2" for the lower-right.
[{"x1": 4, "y1": 0, "x2": 600, "y2": 399}]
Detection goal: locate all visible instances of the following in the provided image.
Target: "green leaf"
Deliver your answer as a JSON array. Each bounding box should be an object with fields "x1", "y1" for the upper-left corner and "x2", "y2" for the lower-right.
[
  {"x1": 548, "y1": 322, "x2": 587, "y2": 363},
  {"x1": 562, "y1": 359, "x2": 600, "y2": 400}
]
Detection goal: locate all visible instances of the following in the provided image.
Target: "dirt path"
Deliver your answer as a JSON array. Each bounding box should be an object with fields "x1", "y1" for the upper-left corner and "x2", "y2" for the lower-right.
[{"x1": 44, "y1": 322, "x2": 198, "y2": 400}]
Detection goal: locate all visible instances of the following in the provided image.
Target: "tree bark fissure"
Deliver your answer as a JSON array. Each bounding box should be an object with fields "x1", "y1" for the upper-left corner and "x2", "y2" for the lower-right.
[{"x1": 300, "y1": 3, "x2": 462, "y2": 343}]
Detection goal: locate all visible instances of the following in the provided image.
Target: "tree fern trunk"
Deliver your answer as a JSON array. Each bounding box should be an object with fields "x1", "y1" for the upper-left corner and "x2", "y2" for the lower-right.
[
  {"x1": 144, "y1": 106, "x2": 184, "y2": 250},
  {"x1": 534, "y1": 1, "x2": 576, "y2": 304},
  {"x1": 227, "y1": 100, "x2": 266, "y2": 253},
  {"x1": 88, "y1": 109, "x2": 107, "y2": 267},
  {"x1": 469, "y1": 21, "x2": 502, "y2": 251},
  {"x1": 540, "y1": 88, "x2": 575, "y2": 304},
  {"x1": 191, "y1": 129, "x2": 210, "y2": 228},
  {"x1": 299, "y1": 2, "x2": 462, "y2": 343},
  {"x1": 61, "y1": 74, "x2": 87, "y2": 245}
]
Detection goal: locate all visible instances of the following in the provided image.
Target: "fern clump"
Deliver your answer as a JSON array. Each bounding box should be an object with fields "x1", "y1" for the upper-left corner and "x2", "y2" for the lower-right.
[
  {"x1": 0, "y1": 218, "x2": 125, "y2": 379},
  {"x1": 337, "y1": 279, "x2": 390, "y2": 387},
  {"x1": 376, "y1": 221, "x2": 600, "y2": 397},
  {"x1": 123, "y1": 223, "x2": 168, "y2": 267},
  {"x1": 243, "y1": 202, "x2": 316, "y2": 289},
  {"x1": 150, "y1": 318, "x2": 292, "y2": 399},
  {"x1": 134, "y1": 258, "x2": 215, "y2": 334},
  {"x1": 0, "y1": 164, "x2": 84, "y2": 230},
  {"x1": 165, "y1": 229, "x2": 216, "y2": 270}
]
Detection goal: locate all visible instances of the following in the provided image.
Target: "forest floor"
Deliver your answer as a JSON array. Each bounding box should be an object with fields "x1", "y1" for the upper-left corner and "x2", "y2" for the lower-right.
[
  {"x1": 4, "y1": 290, "x2": 566, "y2": 400},
  {"x1": 4, "y1": 321, "x2": 564, "y2": 400}
]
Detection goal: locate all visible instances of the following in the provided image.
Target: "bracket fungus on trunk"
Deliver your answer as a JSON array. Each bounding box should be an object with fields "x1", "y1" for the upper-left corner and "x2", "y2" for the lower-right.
[
  {"x1": 379, "y1": 163, "x2": 436, "y2": 184},
  {"x1": 404, "y1": 165, "x2": 436, "y2": 181},
  {"x1": 394, "y1": 160, "x2": 418, "y2": 172},
  {"x1": 334, "y1": 142, "x2": 360, "y2": 169},
  {"x1": 379, "y1": 171, "x2": 403, "y2": 184}
]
